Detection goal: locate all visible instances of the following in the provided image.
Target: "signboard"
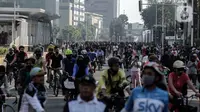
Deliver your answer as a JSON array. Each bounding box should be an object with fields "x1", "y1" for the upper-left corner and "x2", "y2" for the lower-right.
[{"x1": 176, "y1": 5, "x2": 193, "y2": 22}]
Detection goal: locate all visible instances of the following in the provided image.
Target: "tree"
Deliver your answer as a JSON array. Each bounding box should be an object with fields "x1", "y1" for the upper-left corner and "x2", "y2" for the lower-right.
[
  {"x1": 109, "y1": 14, "x2": 129, "y2": 42},
  {"x1": 52, "y1": 25, "x2": 60, "y2": 42},
  {"x1": 141, "y1": 2, "x2": 176, "y2": 29},
  {"x1": 61, "y1": 25, "x2": 81, "y2": 42}
]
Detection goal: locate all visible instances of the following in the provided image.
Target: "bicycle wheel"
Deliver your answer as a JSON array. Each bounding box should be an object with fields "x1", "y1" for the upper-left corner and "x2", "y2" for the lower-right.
[
  {"x1": 2, "y1": 104, "x2": 15, "y2": 112},
  {"x1": 126, "y1": 75, "x2": 132, "y2": 83},
  {"x1": 53, "y1": 77, "x2": 59, "y2": 97}
]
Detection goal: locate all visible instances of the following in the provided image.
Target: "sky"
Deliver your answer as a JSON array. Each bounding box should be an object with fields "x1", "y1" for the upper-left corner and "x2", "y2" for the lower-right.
[{"x1": 120, "y1": 0, "x2": 143, "y2": 24}]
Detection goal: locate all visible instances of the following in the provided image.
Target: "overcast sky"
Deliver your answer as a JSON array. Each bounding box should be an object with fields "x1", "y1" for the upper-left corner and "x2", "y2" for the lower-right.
[{"x1": 120, "y1": 0, "x2": 143, "y2": 24}]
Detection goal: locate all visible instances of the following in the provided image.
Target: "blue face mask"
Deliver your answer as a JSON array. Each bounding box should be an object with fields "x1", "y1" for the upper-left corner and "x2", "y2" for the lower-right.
[{"x1": 142, "y1": 75, "x2": 155, "y2": 86}]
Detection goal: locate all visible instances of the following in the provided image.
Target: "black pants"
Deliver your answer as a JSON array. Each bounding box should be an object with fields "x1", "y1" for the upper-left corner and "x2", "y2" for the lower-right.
[{"x1": 189, "y1": 74, "x2": 197, "y2": 86}]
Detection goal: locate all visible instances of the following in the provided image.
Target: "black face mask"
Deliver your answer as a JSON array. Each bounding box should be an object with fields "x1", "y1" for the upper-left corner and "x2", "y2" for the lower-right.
[
  {"x1": 66, "y1": 55, "x2": 72, "y2": 59},
  {"x1": 36, "y1": 54, "x2": 42, "y2": 58},
  {"x1": 9, "y1": 52, "x2": 13, "y2": 54},
  {"x1": 26, "y1": 65, "x2": 33, "y2": 71},
  {"x1": 110, "y1": 69, "x2": 118, "y2": 75}
]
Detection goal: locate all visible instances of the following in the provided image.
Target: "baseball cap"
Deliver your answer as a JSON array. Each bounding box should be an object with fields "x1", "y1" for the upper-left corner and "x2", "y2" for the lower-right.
[
  {"x1": 79, "y1": 75, "x2": 96, "y2": 85},
  {"x1": 30, "y1": 67, "x2": 46, "y2": 78}
]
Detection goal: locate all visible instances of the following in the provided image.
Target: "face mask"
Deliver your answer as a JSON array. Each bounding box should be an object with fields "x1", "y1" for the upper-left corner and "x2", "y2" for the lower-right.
[
  {"x1": 142, "y1": 75, "x2": 155, "y2": 86},
  {"x1": 36, "y1": 54, "x2": 42, "y2": 58},
  {"x1": 26, "y1": 65, "x2": 33, "y2": 70},
  {"x1": 111, "y1": 69, "x2": 118, "y2": 75}
]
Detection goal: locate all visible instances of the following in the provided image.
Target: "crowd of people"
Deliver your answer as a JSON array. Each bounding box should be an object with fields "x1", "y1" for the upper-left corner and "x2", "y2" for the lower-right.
[{"x1": 0, "y1": 42, "x2": 200, "y2": 112}]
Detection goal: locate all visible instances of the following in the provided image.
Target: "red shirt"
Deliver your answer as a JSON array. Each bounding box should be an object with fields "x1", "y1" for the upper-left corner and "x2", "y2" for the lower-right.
[{"x1": 168, "y1": 72, "x2": 189, "y2": 96}]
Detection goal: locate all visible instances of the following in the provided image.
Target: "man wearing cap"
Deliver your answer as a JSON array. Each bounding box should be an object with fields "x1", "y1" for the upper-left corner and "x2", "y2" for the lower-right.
[
  {"x1": 19, "y1": 67, "x2": 47, "y2": 112},
  {"x1": 63, "y1": 75, "x2": 107, "y2": 112}
]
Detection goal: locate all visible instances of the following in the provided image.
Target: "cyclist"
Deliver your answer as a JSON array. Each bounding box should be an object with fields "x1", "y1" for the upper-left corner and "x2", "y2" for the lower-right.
[
  {"x1": 32, "y1": 47, "x2": 46, "y2": 72},
  {"x1": 96, "y1": 57, "x2": 129, "y2": 106},
  {"x1": 62, "y1": 49, "x2": 76, "y2": 99},
  {"x1": 96, "y1": 48, "x2": 104, "y2": 70},
  {"x1": 4, "y1": 48, "x2": 16, "y2": 78},
  {"x1": 81, "y1": 50, "x2": 90, "y2": 66},
  {"x1": 63, "y1": 75, "x2": 107, "y2": 112},
  {"x1": 45, "y1": 47, "x2": 54, "y2": 83},
  {"x1": 72, "y1": 55, "x2": 89, "y2": 96},
  {"x1": 121, "y1": 62, "x2": 169, "y2": 112},
  {"x1": 0, "y1": 65, "x2": 10, "y2": 96},
  {"x1": 12, "y1": 45, "x2": 19, "y2": 54},
  {"x1": 19, "y1": 67, "x2": 47, "y2": 112},
  {"x1": 88, "y1": 48, "x2": 97, "y2": 72},
  {"x1": 168, "y1": 60, "x2": 200, "y2": 111},
  {"x1": 17, "y1": 58, "x2": 35, "y2": 111},
  {"x1": 14, "y1": 46, "x2": 28, "y2": 68},
  {"x1": 49, "y1": 46, "x2": 63, "y2": 74}
]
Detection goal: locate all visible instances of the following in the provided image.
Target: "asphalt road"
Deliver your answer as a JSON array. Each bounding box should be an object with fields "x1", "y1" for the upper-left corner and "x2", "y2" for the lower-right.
[{"x1": 3, "y1": 65, "x2": 200, "y2": 112}]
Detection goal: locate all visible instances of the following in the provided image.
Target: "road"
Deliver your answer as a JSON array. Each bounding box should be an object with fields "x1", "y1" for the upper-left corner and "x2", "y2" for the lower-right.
[{"x1": 3, "y1": 66, "x2": 200, "y2": 112}]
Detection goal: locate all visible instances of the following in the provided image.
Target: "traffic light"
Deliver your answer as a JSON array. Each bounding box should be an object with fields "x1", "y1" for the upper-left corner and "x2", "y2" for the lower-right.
[{"x1": 139, "y1": 0, "x2": 142, "y2": 12}]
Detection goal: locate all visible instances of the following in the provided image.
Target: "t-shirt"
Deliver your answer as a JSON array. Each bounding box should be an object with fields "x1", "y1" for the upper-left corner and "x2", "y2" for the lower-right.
[
  {"x1": 5, "y1": 53, "x2": 15, "y2": 63},
  {"x1": 50, "y1": 53, "x2": 63, "y2": 68},
  {"x1": 124, "y1": 87, "x2": 168, "y2": 112},
  {"x1": 16, "y1": 52, "x2": 27, "y2": 64},
  {"x1": 168, "y1": 72, "x2": 190, "y2": 96}
]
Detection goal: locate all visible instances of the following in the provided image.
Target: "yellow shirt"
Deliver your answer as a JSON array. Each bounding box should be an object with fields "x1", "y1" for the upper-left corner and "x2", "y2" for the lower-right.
[{"x1": 96, "y1": 69, "x2": 127, "y2": 97}]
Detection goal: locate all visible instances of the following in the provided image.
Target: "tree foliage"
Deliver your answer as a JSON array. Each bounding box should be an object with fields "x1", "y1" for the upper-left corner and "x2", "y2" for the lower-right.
[
  {"x1": 109, "y1": 14, "x2": 128, "y2": 41},
  {"x1": 141, "y1": 1, "x2": 176, "y2": 29},
  {"x1": 52, "y1": 25, "x2": 60, "y2": 38},
  {"x1": 61, "y1": 23, "x2": 97, "y2": 42}
]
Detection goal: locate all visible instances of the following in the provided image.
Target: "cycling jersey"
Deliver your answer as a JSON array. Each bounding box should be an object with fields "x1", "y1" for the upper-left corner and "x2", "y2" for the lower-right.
[
  {"x1": 124, "y1": 87, "x2": 168, "y2": 112},
  {"x1": 97, "y1": 69, "x2": 127, "y2": 97}
]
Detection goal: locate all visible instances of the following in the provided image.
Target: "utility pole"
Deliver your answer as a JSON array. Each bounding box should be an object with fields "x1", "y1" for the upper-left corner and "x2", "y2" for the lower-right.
[
  {"x1": 191, "y1": 0, "x2": 194, "y2": 46},
  {"x1": 161, "y1": 2, "x2": 165, "y2": 54},
  {"x1": 13, "y1": 0, "x2": 16, "y2": 44}
]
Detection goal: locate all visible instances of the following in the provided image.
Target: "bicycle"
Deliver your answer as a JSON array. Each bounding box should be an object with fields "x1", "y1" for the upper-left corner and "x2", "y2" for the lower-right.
[
  {"x1": 63, "y1": 71, "x2": 76, "y2": 101},
  {"x1": 170, "y1": 94, "x2": 198, "y2": 112},
  {"x1": 0, "y1": 94, "x2": 18, "y2": 112},
  {"x1": 48, "y1": 67, "x2": 62, "y2": 97}
]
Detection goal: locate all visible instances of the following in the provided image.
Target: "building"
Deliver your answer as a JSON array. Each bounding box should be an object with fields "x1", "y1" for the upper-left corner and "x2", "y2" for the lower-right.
[
  {"x1": 0, "y1": 8, "x2": 59, "y2": 48},
  {"x1": 85, "y1": 12, "x2": 103, "y2": 41},
  {"x1": 59, "y1": 0, "x2": 85, "y2": 29},
  {"x1": 85, "y1": 0, "x2": 120, "y2": 28},
  {"x1": 125, "y1": 23, "x2": 144, "y2": 42},
  {"x1": 0, "y1": 0, "x2": 60, "y2": 26}
]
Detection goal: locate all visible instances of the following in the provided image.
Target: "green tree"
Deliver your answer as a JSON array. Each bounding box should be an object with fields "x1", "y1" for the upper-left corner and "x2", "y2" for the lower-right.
[
  {"x1": 109, "y1": 14, "x2": 129, "y2": 42},
  {"x1": 52, "y1": 25, "x2": 60, "y2": 42},
  {"x1": 61, "y1": 25, "x2": 81, "y2": 42},
  {"x1": 141, "y1": 2, "x2": 176, "y2": 29}
]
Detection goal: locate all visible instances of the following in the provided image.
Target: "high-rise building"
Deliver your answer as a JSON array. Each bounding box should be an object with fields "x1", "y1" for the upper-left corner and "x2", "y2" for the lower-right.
[
  {"x1": 85, "y1": 0, "x2": 120, "y2": 28},
  {"x1": 59, "y1": 0, "x2": 85, "y2": 29}
]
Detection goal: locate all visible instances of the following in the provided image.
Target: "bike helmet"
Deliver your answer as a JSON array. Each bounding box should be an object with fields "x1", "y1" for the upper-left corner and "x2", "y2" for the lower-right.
[
  {"x1": 108, "y1": 57, "x2": 121, "y2": 67},
  {"x1": 30, "y1": 67, "x2": 46, "y2": 78},
  {"x1": 173, "y1": 60, "x2": 185, "y2": 69},
  {"x1": 81, "y1": 50, "x2": 87, "y2": 55},
  {"x1": 143, "y1": 62, "x2": 166, "y2": 76},
  {"x1": 65, "y1": 49, "x2": 73, "y2": 55}
]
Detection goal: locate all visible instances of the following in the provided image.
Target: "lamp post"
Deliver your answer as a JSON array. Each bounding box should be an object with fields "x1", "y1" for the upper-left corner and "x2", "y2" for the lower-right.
[{"x1": 12, "y1": 0, "x2": 16, "y2": 44}]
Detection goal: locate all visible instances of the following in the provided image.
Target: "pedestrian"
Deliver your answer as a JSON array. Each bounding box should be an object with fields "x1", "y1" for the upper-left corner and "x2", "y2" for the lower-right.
[{"x1": 63, "y1": 75, "x2": 107, "y2": 112}]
